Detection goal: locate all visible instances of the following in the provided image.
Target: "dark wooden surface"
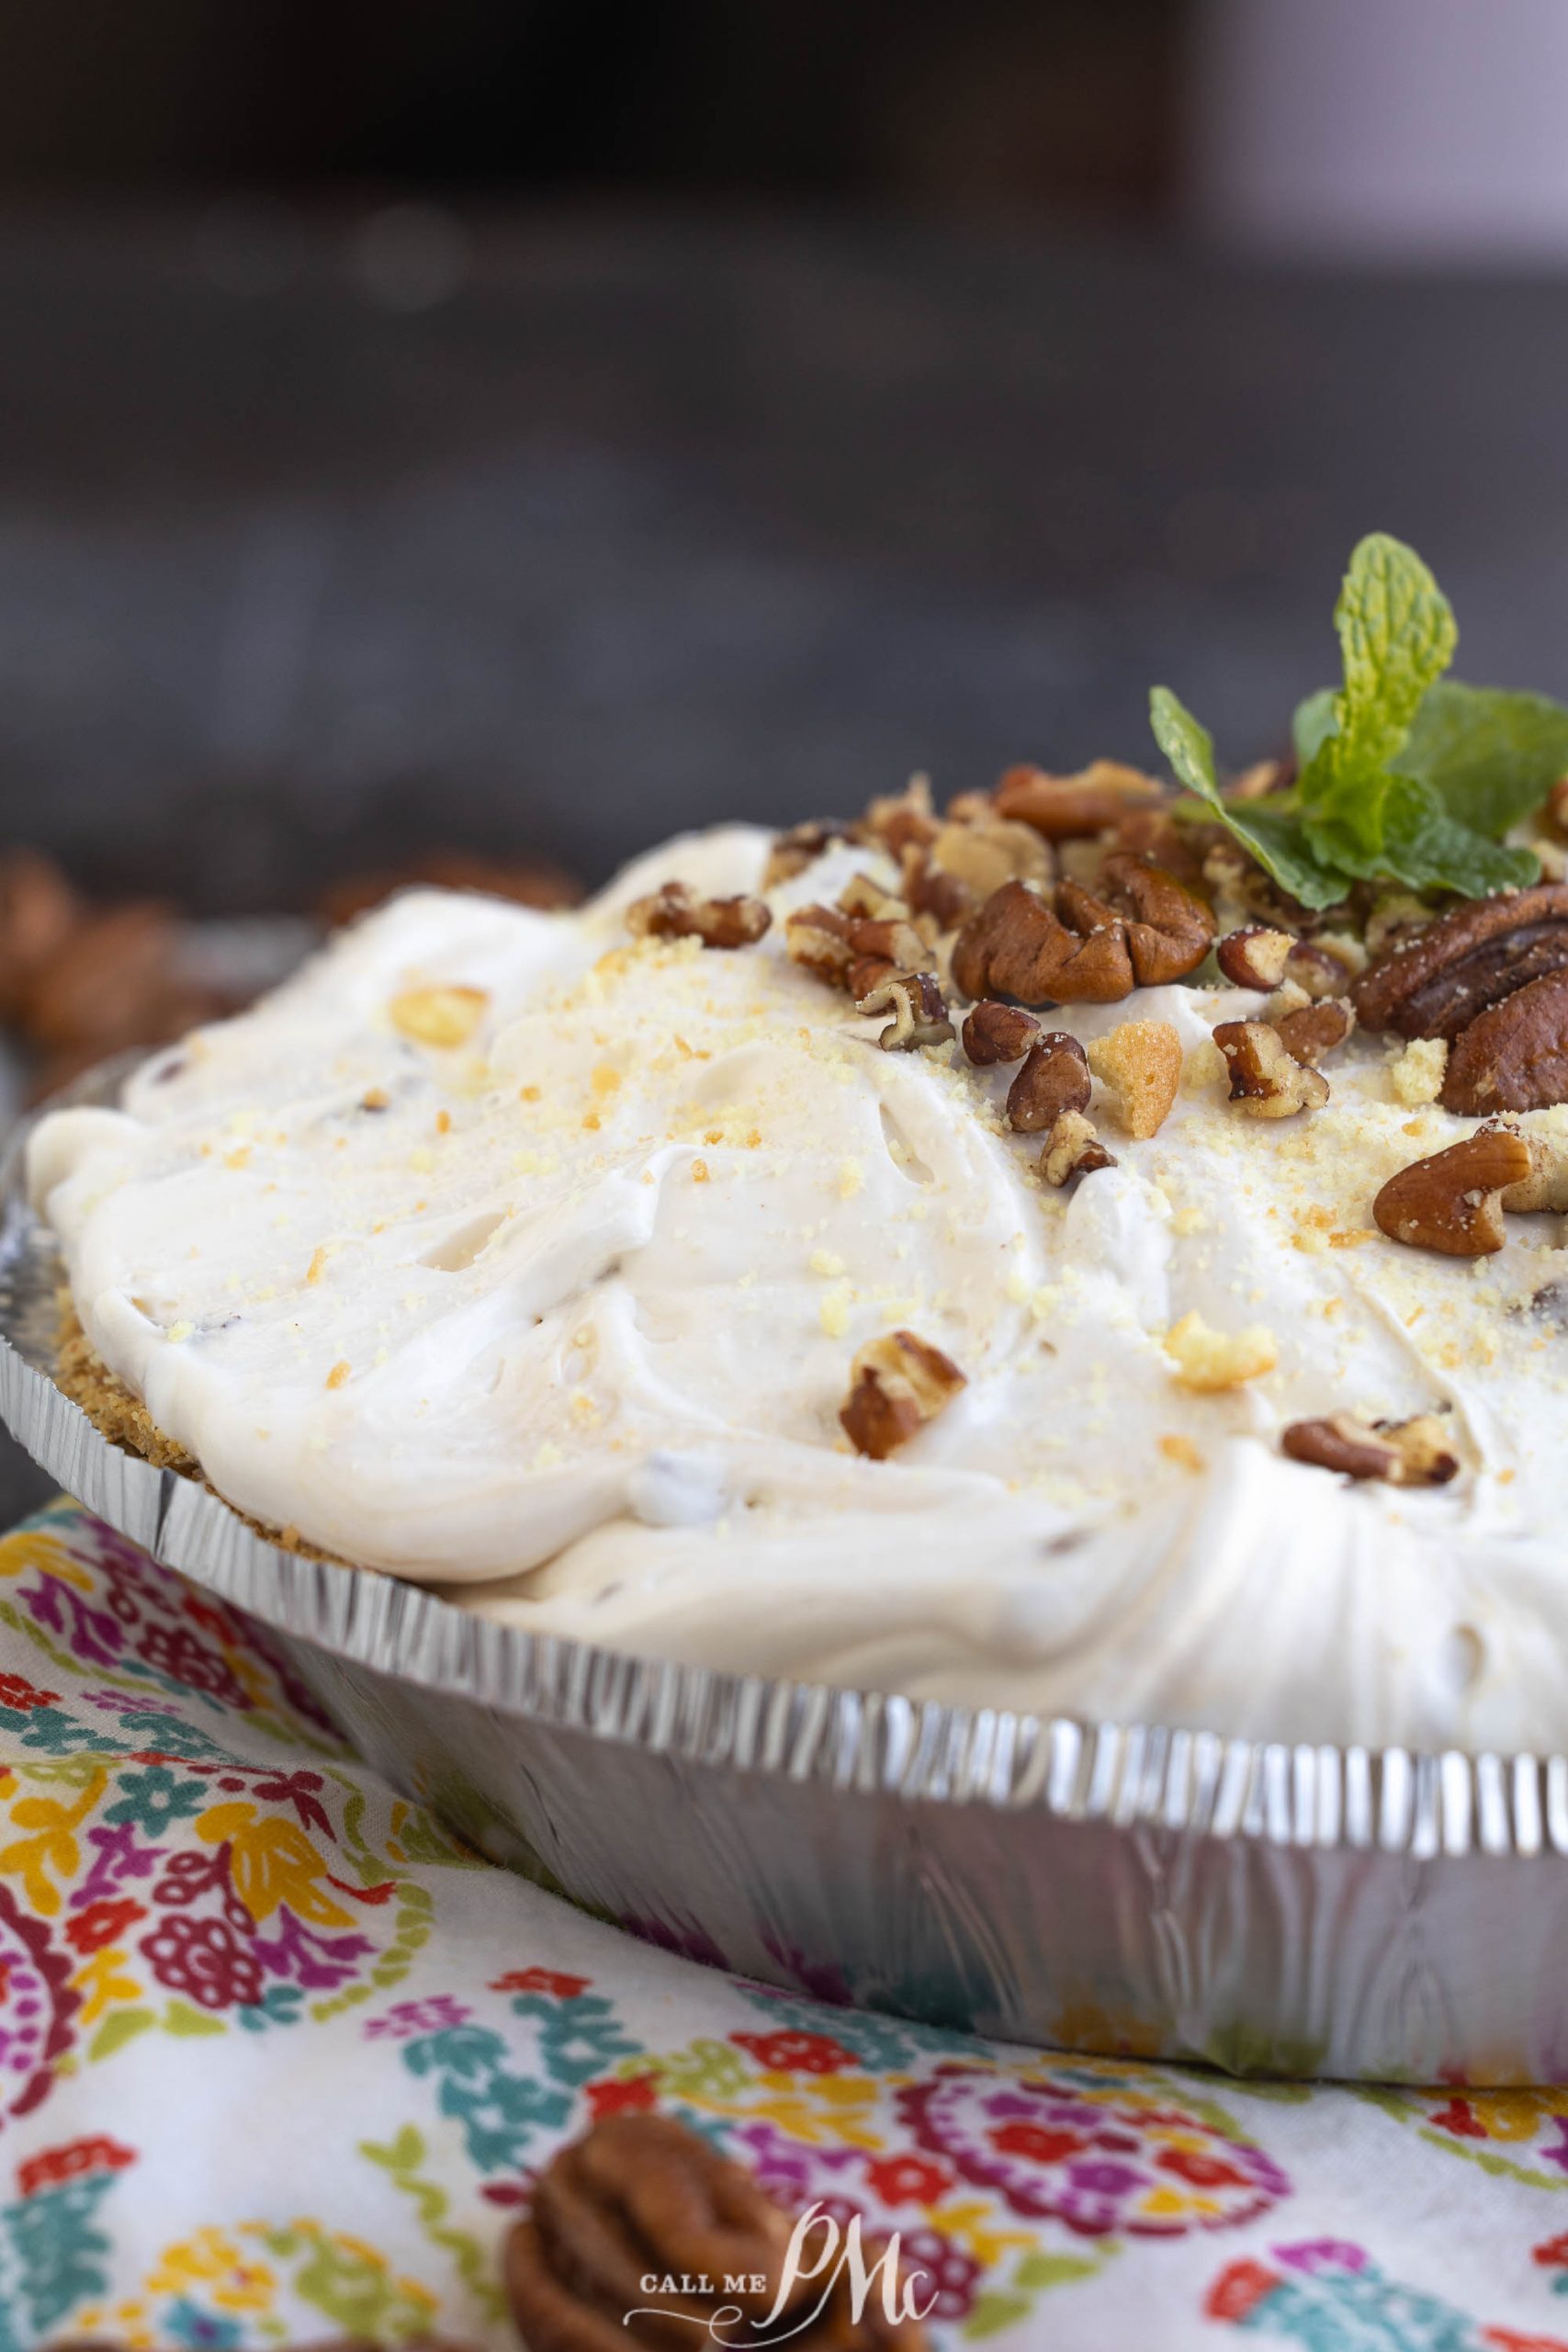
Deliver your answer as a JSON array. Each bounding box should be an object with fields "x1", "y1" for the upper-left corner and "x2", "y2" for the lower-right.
[{"x1": 3, "y1": 203, "x2": 1566, "y2": 1519}]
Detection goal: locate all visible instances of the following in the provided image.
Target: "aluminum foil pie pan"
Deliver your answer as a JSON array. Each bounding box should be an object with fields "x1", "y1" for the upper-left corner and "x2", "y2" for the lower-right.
[{"x1": 2, "y1": 1064, "x2": 1564, "y2": 2085}]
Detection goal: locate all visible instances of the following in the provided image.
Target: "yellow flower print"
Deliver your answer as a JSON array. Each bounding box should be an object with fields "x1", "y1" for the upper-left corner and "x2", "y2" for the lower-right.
[
  {"x1": 72, "y1": 1942, "x2": 143, "y2": 2026},
  {"x1": 148, "y1": 2227, "x2": 276, "y2": 2312},
  {"x1": 196, "y1": 1800, "x2": 354, "y2": 1928},
  {"x1": 0, "y1": 1526, "x2": 96, "y2": 1591},
  {"x1": 0, "y1": 1765, "x2": 108, "y2": 1914}
]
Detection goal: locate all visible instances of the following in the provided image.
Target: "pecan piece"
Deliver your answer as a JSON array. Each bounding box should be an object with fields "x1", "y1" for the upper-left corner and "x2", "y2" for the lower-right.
[
  {"x1": 962, "y1": 999, "x2": 1040, "y2": 1064},
  {"x1": 901, "y1": 846, "x2": 974, "y2": 931},
  {"x1": 1284, "y1": 938, "x2": 1358, "y2": 1001},
  {"x1": 1372, "y1": 1125, "x2": 1534, "y2": 1255},
  {"x1": 1098, "y1": 852, "x2": 1216, "y2": 986},
  {"x1": 952, "y1": 879, "x2": 1134, "y2": 1005},
  {"x1": 840, "y1": 1329, "x2": 965, "y2": 1458},
  {"x1": 926, "y1": 813, "x2": 1052, "y2": 901},
  {"x1": 626, "y1": 880, "x2": 772, "y2": 949},
  {"x1": 838, "y1": 870, "x2": 908, "y2": 922},
  {"x1": 860, "y1": 774, "x2": 939, "y2": 854},
  {"x1": 1441, "y1": 967, "x2": 1568, "y2": 1114},
  {"x1": 1006, "y1": 1031, "x2": 1091, "y2": 1131},
  {"x1": 1274, "y1": 997, "x2": 1355, "y2": 1067},
  {"x1": 1216, "y1": 925, "x2": 1294, "y2": 990},
  {"x1": 1086, "y1": 1018, "x2": 1182, "y2": 1137},
  {"x1": 785, "y1": 903, "x2": 857, "y2": 983},
  {"x1": 763, "y1": 818, "x2": 850, "y2": 887},
  {"x1": 856, "y1": 971, "x2": 955, "y2": 1051},
  {"x1": 1353, "y1": 882, "x2": 1568, "y2": 1040},
  {"x1": 995, "y1": 758, "x2": 1164, "y2": 839},
  {"x1": 1213, "y1": 1020, "x2": 1330, "y2": 1116},
  {"x1": 1041, "y1": 1108, "x2": 1116, "y2": 1184},
  {"x1": 506, "y1": 2113, "x2": 803, "y2": 2349},
  {"x1": 1282, "y1": 1411, "x2": 1460, "y2": 1486},
  {"x1": 846, "y1": 951, "x2": 897, "y2": 1001}
]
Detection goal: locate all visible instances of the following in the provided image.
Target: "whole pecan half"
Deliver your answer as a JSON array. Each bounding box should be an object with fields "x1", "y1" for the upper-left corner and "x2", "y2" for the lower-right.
[
  {"x1": 1282, "y1": 1411, "x2": 1461, "y2": 1486},
  {"x1": 1440, "y1": 967, "x2": 1568, "y2": 1114},
  {"x1": 626, "y1": 880, "x2": 773, "y2": 949},
  {"x1": 1006, "y1": 1031, "x2": 1091, "y2": 1131},
  {"x1": 1372, "y1": 1125, "x2": 1534, "y2": 1254},
  {"x1": 1353, "y1": 881, "x2": 1568, "y2": 1040},
  {"x1": 952, "y1": 879, "x2": 1133, "y2": 1004},
  {"x1": 995, "y1": 759, "x2": 1164, "y2": 839},
  {"x1": 1097, "y1": 852, "x2": 1216, "y2": 986},
  {"x1": 840, "y1": 1329, "x2": 965, "y2": 1459},
  {"x1": 962, "y1": 999, "x2": 1040, "y2": 1064}
]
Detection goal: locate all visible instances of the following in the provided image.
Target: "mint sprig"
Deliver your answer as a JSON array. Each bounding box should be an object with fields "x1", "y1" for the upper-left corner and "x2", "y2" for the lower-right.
[{"x1": 1151, "y1": 531, "x2": 1568, "y2": 910}]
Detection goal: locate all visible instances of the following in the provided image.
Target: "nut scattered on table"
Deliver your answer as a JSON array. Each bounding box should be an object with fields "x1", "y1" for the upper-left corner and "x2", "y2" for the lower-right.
[
  {"x1": 840, "y1": 1329, "x2": 966, "y2": 1459},
  {"x1": 506, "y1": 2112, "x2": 931, "y2": 2351},
  {"x1": 1372, "y1": 1125, "x2": 1535, "y2": 1255},
  {"x1": 626, "y1": 879, "x2": 773, "y2": 949}
]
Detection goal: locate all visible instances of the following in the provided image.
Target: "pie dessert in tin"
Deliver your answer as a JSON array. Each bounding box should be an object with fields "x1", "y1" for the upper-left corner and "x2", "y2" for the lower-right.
[{"x1": 25, "y1": 537, "x2": 1568, "y2": 1756}]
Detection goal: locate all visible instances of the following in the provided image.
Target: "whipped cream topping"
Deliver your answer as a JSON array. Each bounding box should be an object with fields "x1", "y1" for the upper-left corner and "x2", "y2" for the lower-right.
[{"x1": 26, "y1": 828, "x2": 1568, "y2": 1751}]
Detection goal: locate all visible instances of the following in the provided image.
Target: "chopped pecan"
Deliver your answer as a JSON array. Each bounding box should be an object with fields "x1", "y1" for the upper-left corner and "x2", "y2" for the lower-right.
[
  {"x1": 1353, "y1": 882, "x2": 1568, "y2": 1040},
  {"x1": 1372, "y1": 1125, "x2": 1534, "y2": 1255},
  {"x1": 1274, "y1": 997, "x2": 1355, "y2": 1067},
  {"x1": 506, "y1": 2113, "x2": 804, "y2": 2350},
  {"x1": 786, "y1": 905, "x2": 924, "y2": 990},
  {"x1": 1042, "y1": 1108, "x2": 1116, "y2": 1184},
  {"x1": 995, "y1": 759, "x2": 1165, "y2": 839},
  {"x1": 763, "y1": 819, "x2": 851, "y2": 887},
  {"x1": 856, "y1": 970, "x2": 955, "y2": 1051},
  {"x1": 846, "y1": 951, "x2": 897, "y2": 1001},
  {"x1": 1441, "y1": 967, "x2": 1568, "y2": 1114},
  {"x1": 860, "y1": 774, "x2": 939, "y2": 854},
  {"x1": 952, "y1": 878, "x2": 1134, "y2": 1005},
  {"x1": 626, "y1": 880, "x2": 773, "y2": 949},
  {"x1": 1216, "y1": 925, "x2": 1294, "y2": 990},
  {"x1": 1097, "y1": 853, "x2": 1216, "y2": 986},
  {"x1": 901, "y1": 847, "x2": 974, "y2": 931},
  {"x1": 962, "y1": 999, "x2": 1040, "y2": 1064},
  {"x1": 1006, "y1": 1031, "x2": 1091, "y2": 1131},
  {"x1": 1086, "y1": 1019, "x2": 1183, "y2": 1138},
  {"x1": 1213, "y1": 1020, "x2": 1330, "y2": 1115},
  {"x1": 840, "y1": 1329, "x2": 965, "y2": 1459},
  {"x1": 1282, "y1": 1411, "x2": 1461, "y2": 1486},
  {"x1": 785, "y1": 904, "x2": 857, "y2": 983},
  {"x1": 838, "y1": 870, "x2": 908, "y2": 922},
  {"x1": 1283, "y1": 938, "x2": 1357, "y2": 1000},
  {"x1": 926, "y1": 813, "x2": 1053, "y2": 902}
]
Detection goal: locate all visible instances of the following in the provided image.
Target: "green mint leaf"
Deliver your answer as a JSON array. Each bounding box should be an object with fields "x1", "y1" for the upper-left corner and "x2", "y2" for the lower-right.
[
  {"x1": 1393, "y1": 679, "x2": 1568, "y2": 838},
  {"x1": 1299, "y1": 533, "x2": 1458, "y2": 863},
  {"x1": 1348, "y1": 775, "x2": 1540, "y2": 896},
  {"x1": 1149, "y1": 686, "x2": 1350, "y2": 910},
  {"x1": 1292, "y1": 686, "x2": 1337, "y2": 766}
]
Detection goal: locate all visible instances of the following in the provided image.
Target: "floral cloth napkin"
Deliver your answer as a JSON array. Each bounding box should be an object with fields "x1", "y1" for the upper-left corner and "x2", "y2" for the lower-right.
[{"x1": 0, "y1": 1498, "x2": 1566, "y2": 2352}]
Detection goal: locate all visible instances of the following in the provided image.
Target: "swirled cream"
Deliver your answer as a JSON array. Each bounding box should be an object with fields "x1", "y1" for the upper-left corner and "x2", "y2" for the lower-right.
[{"x1": 26, "y1": 827, "x2": 1568, "y2": 1750}]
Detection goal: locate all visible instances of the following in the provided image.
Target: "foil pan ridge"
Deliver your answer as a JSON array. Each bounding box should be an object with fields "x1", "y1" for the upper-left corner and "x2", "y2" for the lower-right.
[{"x1": 6, "y1": 1068, "x2": 1568, "y2": 2078}]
